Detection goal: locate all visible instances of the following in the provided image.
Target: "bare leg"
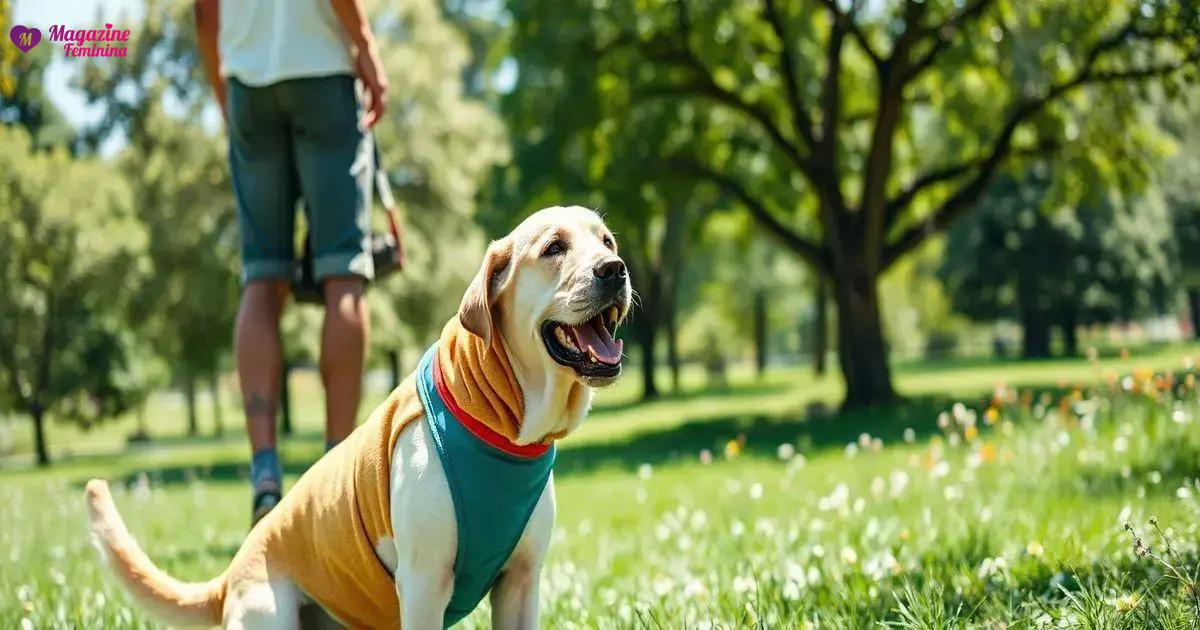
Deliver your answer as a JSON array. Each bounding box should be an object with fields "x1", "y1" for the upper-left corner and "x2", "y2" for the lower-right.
[
  {"x1": 236, "y1": 280, "x2": 289, "y2": 451},
  {"x1": 320, "y1": 276, "x2": 368, "y2": 446}
]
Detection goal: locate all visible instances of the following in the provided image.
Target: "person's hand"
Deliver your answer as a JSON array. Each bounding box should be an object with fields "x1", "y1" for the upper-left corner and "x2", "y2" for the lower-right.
[
  {"x1": 215, "y1": 85, "x2": 228, "y2": 127},
  {"x1": 355, "y1": 43, "x2": 388, "y2": 129}
]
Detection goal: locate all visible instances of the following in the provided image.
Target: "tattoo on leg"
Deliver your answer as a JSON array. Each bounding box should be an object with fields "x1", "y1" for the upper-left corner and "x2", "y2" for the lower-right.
[{"x1": 245, "y1": 392, "x2": 273, "y2": 417}]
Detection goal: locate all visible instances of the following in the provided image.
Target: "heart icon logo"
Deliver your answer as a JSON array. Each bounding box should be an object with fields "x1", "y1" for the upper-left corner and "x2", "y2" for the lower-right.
[{"x1": 9, "y1": 25, "x2": 41, "y2": 53}]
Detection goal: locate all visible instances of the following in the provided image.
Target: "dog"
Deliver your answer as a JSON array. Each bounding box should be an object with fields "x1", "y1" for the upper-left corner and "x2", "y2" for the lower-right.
[{"x1": 84, "y1": 206, "x2": 631, "y2": 629}]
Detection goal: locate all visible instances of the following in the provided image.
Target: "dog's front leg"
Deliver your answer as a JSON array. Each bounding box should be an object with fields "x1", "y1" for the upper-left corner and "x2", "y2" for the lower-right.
[
  {"x1": 390, "y1": 420, "x2": 458, "y2": 629},
  {"x1": 490, "y1": 478, "x2": 555, "y2": 630},
  {"x1": 489, "y1": 561, "x2": 543, "y2": 630},
  {"x1": 394, "y1": 570, "x2": 452, "y2": 630}
]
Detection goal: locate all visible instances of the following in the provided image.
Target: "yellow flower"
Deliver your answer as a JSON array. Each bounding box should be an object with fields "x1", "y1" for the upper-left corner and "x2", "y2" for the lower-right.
[
  {"x1": 1026, "y1": 540, "x2": 1044, "y2": 557},
  {"x1": 899, "y1": 529, "x2": 910, "y2": 542},
  {"x1": 979, "y1": 442, "x2": 997, "y2": 464},
  {"x1": 724, "y1": 439, "x2": 741, "y2": 459},
  {"x1": 984, "y1": 407, "x2": 1000, "y2": 425},
  {"x1": 1114, "y1": 593, "x2": 1140, "y2": 613},
  {"x1": 964, "y1": 425, "x2": 979, "y2": 442}
]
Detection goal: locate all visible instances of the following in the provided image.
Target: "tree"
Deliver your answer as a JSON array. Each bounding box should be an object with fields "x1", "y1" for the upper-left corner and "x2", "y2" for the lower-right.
[
  {"x1": 78, "y1": 1, "x2": 239, "y2": 436},
  {"x1": 365, "y1": 0, "x2": 508, "y2": 383},
  {"x1": 1159, "y1": 92, "x2": 1200, "y2": 337},
  {"x1": 501, "y1": 0, "x2": 1200, "y2": 407},
  {"x1": 0, "y1": 126, "x2": 151, "y2": 465},
  {"x1": 940, "y1": 164, "x2": 1174, "y2": 358}
]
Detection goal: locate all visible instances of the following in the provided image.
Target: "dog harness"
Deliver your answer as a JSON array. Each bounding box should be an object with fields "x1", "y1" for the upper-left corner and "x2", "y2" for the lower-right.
[{"x1": 416, "y1": 343, "x2": 557, "y2": 627}]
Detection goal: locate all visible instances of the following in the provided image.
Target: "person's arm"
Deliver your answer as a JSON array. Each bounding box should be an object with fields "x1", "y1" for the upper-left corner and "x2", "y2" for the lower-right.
[
  {"x1": 330, "y1": 0, "x2": 389, "y2": 128},
  {"x1": 194, "y1": 0, "x2": 226, "y2": 120}
]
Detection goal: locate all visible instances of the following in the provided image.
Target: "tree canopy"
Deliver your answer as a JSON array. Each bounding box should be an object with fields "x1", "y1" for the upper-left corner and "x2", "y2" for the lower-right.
[{"x1": 496, "y1": 0, "x2": 1200, "y2": 407}]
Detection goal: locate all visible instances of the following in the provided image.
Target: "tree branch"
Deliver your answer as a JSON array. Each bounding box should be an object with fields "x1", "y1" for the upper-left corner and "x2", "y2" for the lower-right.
[
  {"x1": 637, "y1": 80, "x2": 813, "y2": 176},
  {"x1": 905, "y1": 0, "x2": 996, "y2": 81},
  {"x1": 816, "y1": 0, "x2": 883, "y2": 69},
  {"x1": 671, "y1": 158, "x2": 829, "y2": 273},
  {"x1": 761, "y1": 0, "x2": 817, "y2": 148},
  {"x1": 628, "y1": 10, "x2": 815, "y2": 179},
  {"x1": 884, "y1": 140, "x2": 1058, "y2": 227},
  {"x1": 882, "y1": 33, "x2": 1200, "y2": 269}
]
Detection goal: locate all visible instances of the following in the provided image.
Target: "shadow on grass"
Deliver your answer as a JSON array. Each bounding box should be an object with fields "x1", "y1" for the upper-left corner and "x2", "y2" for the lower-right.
[
  {"x1": 557, "y1": 394, "x2": 966, "y2": 476},
  {"x1": 591, "y1": 380, "x2": 793, "y2": 414},
  {"x1": 72, "y1": 394, "x2": 967, "y2": 488},
  {"x1": 70, "y1": 374, "x2": 1180, "y2": 488}
]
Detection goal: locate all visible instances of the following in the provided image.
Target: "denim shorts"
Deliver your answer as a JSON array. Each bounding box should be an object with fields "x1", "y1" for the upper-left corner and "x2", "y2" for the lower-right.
[{"x1": 227, "y1": 74, "x2": 374, "y2": 284}]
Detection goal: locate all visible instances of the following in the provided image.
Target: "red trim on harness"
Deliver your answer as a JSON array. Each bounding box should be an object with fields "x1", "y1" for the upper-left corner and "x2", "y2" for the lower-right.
[{"x1": 432, "y1": 354, "x2": 552, "y2": 459}]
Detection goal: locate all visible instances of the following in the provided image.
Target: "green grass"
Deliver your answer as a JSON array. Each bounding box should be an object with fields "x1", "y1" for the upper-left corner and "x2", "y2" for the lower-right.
[{"x1": 5, "y1": 345, "x2": 1200, "y2": 627}]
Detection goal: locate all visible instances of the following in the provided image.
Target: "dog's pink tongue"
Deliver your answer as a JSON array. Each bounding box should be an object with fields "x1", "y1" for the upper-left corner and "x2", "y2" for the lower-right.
[{"x1": 569, "y1": 315, "x2": 623, "y2": 365}]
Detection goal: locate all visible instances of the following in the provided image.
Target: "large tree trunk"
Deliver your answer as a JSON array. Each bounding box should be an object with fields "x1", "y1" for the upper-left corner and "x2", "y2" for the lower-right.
[
  {"x1": 387, "y1": 349, "x2": 402, "y2": 391},
  {"x1": 638, "y1": 319, "x2": 659, "y2": 401},
  {"x1": 1021, "y1": 306, "x2": 1052, "y2": 359},
  {"x1": 627, "y1": 254, "x2": 661, "y2": 401},
  {"x1": 753, "y1": 288, "x2": 768, "y2": 378},
  {"x1": 832, "y1": 265, "x2": 896, "y2": 408},
  {"x1": 1059, "y1": 307, "x2": 1079, "y2": 358},
  {"x1": 184, "y1": 376, "x2": 198, "y2": 437},
  {"x1": 210, "y1": 372, "x2": 223, "y2": 437},
  {"x1": 279, "y1": 362, "x2": 293, "y2": 436},
  {"x1": 31, "y1": 404, "x2": 49, "y2": 467},
  {"x1": 1188, "y1": 288, "x2": 1200, "y2": 340},
  {"x1": 813, "y1": 276, "x2": 828, "y2": 377},
  {"x1": 665, "y1": 300, "x2": 680, "y2": 394}
]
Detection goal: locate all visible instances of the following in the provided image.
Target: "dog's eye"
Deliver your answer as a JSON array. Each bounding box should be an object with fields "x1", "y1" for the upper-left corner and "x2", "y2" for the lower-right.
[
  {"x1": 602, "y1": 235, "x2": 615, "y2": 250},
  {"x1": 542, "y1": 239, "x2": 567, "y2": 257}
]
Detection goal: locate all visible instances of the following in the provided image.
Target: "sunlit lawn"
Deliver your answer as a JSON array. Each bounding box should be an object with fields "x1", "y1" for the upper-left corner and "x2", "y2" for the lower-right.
[{"x1": 4, "y1": 343, "x2": 1200, "y2": 627}]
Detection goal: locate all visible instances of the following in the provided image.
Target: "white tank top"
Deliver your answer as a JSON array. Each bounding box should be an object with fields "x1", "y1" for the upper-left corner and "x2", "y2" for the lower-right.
[{"x1": 218, "y1": 0, "x2": 354, "y2": 86}]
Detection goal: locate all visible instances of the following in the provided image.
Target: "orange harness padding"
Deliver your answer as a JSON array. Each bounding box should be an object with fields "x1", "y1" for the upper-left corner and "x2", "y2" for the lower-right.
[{"x1": 231, "y1": 318, "x2": 528, "y2": 628}]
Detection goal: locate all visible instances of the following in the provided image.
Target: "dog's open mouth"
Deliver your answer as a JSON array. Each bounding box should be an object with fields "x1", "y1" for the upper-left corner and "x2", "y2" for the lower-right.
[{"x1": 540, "y1": 305, "x2": 623, "y2": 378}]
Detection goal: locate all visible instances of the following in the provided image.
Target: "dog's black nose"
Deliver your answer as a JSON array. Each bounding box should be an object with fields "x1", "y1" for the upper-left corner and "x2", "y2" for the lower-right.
[{"x1": 594, "y1": 258, "x2": 627, "y2": 280}]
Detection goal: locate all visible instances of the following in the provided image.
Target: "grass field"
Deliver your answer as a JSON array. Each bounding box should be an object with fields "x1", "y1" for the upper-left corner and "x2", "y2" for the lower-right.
[{"x1": 4, "y1": 344, "x2": 1200, "y2": 627}]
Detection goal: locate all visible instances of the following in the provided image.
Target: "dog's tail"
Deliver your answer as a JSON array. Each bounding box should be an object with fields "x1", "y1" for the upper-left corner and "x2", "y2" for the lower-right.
[{"x1": 85, "y1": 480, "x2": 227, "y2": 627}]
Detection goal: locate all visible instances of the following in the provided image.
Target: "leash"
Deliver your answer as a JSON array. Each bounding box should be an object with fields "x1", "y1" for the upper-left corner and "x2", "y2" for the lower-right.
[{"x1": 292, "y1": 132, "x2": 405, "y2": 304}]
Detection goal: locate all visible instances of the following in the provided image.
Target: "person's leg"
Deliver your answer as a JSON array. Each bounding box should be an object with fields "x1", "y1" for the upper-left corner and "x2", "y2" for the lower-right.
[
  {"x1": 227, "y1": 77, "x2": 299, "y2": 522},
  {"x1": 321, "y1": 277, "x2": 369, "y2": 448},
  {"x1": 236, "y1": 279, "x2": 289, "y2": 449},
  {"x1": 280, "y1": 75, "x2": 375, "y2": 449}
]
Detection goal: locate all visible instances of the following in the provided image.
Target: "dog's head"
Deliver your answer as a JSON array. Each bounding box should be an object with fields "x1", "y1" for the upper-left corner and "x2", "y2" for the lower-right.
[{"x1": 459, "y1": 206, "x2": 631, "y2": 392}]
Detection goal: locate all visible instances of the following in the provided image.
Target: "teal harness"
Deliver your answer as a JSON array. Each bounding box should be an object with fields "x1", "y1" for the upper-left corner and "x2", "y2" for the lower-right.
[{"x1": 414, "y1": 344, "x2": 556, "y2": 627}]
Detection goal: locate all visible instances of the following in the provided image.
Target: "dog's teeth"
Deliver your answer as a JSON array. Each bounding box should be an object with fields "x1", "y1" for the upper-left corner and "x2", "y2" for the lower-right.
[
  {"x1": 555, "y1": 326, "x2": 576, "y2": 350},
  {"x1": 608, "y1": 306, "x2": 619, "y2": 325},
  {"x1": 564, "y1": 328, "x2": 579, "y2": 351}
]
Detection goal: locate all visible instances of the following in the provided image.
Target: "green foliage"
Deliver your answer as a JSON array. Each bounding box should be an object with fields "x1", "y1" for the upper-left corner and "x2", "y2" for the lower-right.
[
  {"x1": 1159, "y1": 91, "x2": 1200, "y2": 287},
  {"x1": 940, "y1": 164, "x2": 1174, "y2": 333},
  {"x1": 364, "y1": 0, "x2": 508, "y2": 361},
  {"x1": 77, "y1": 1, "x2": 243, "y2": 400},
  {"x1": 495, "y1": 0, "x2": 1200, "y2": 405},
  {"x1": 0, "y1": 0, "x2": 72, "y2": 148},
  {"x1": 0, "y1": 126, "x2": 152, "y2": 463}
]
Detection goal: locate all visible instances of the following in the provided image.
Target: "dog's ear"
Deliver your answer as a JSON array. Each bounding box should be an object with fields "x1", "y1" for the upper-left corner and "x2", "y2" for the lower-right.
[{"x1": 458, "y1": 238, "x2": 514, "y2": 348}]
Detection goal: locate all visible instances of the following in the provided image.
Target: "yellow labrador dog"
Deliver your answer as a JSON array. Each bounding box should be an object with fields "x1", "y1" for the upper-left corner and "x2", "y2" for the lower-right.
[{"x1": 84, "y1": 206, "x2": 630, "y2": 628}]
